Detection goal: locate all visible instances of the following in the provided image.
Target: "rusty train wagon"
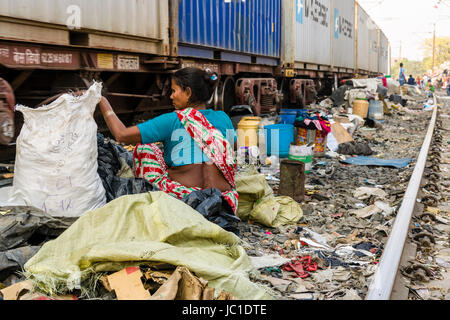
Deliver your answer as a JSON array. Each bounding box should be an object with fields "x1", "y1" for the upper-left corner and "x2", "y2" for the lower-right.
[
  {"x1": 0, "y1": 0, "x2": 390, "y2": 159},
  {"x1": 0, "y1": 0, "x2": 178, "y2": 160}
]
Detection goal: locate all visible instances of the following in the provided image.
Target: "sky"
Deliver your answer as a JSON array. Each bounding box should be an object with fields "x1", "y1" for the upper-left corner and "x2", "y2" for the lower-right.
[{"x1": 357, "y1": 0, "x2": 450, "y2": 61}]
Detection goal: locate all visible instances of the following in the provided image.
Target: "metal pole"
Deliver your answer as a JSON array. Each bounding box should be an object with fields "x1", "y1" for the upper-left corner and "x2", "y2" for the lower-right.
[
  {"x1": 432, "y1": 23, "x2": 436, "y2": 72},
  {"x1": 366, "y1": 102, "x2": 438, "y2": 300}
]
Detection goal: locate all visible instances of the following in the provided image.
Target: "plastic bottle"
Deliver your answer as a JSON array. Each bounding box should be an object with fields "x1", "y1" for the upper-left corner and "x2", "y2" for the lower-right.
[{"x1": 265, "y1": 155, "x2": 280, "y2": 174}]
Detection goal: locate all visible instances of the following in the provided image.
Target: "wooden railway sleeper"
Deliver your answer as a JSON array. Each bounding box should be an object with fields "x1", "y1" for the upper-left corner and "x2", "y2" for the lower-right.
[
  {"x1": 431, "y1": 146, "x2": 442, "y2": 153},
  {"x1": 418, "y1": 213, "x2": 437, "y2": 224},
  {"x1": 430, "y1": 158, "x2": 441, "y2": 166},
  {"x1": 413, "y1": 232, "x2": 436, "y2": 248},
  {"x1": 420, "y1": 195, "x2": 439, "y2": 207},
  {"x1": 422, "y1": 183, "x2": 440, "y2": 193},
  {"x1": 425, "y1": 164, "x2": 440, "y2": 173},
  {"x1": 425, "y1": 172, "x2": 440, "y2": 182},
  {"x1": 402, "y1": 263, "x2": 433, "y2": 282},
  {"x1": 429, "y1": 153, "x2": 441, "y2": 161},
  {"x1": 431, "y1": 165, "x2": 441, "y2": 173}
]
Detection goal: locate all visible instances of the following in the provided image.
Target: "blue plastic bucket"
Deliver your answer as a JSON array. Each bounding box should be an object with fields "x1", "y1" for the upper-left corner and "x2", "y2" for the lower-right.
[
  {"x1": 279, "y1": 109, "x2": 298, "y2": 125},
  {"x1": 265, "y1": 124, "x2": 294, "y2": 158}
]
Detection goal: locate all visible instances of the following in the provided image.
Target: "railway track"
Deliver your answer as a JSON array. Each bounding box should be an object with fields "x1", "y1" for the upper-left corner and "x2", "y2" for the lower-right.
[
  {"x1": 233, "y1": 92, "x2": 448, "y2": 301},
  {"x1": 367, "y1": 94, "x2": 449, "y2": 300}
]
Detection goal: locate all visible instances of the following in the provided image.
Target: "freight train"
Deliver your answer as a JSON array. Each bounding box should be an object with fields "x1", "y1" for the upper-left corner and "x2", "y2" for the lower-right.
[{"x1": 0, "y1": 0, "x2": 390, "y2": 158}]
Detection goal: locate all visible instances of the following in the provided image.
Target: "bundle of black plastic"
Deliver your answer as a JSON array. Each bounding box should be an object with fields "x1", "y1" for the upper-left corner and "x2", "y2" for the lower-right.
[
  {"x1": 182, "y1": 189, "x2": 241, "y2": 234},
  {"x1": 96, "y1": 133, "x2": 156, "y2": 202}
]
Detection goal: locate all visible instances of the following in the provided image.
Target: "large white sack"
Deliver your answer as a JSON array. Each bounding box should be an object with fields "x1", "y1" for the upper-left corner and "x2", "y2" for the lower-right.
[{"x1": 10, "y1": 82, "x2": 106, "y2": 217}]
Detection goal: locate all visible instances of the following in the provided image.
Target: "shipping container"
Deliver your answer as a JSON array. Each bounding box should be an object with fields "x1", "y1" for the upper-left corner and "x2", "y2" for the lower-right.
[
  {"x1": 368, "y1": 18, "x2": 379, "y2": 73},
  {"x1": 176, "y1": 0, "x2": 281, "y2": 66},
  {"x1": 331, "y1": 0, "x2": 355, "y2": 70},
  {"x1": 0, "y1": 0, "x2": 170, "y2": 55},
  {"x1": 283, "y1": 0, "x2": 332, "y2": 69},
  {"x1": 378, "y1": 30, "x2": 389, "y2": 75},
  {"x1": 356, "y1": 2, "x2": 370, "y2": 72}
]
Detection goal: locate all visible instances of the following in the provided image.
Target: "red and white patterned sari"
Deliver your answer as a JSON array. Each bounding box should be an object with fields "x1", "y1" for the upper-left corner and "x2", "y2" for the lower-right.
[{"x1": 133, "y1": 108, "x2": 238, "y2": 214}]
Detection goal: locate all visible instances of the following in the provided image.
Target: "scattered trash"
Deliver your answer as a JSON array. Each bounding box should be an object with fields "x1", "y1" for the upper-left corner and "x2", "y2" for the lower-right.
[
  {"x1": 353, "y1": 187, "x2": 387, "y2": 200},
  {"x1": 282, "y1": 256, "x2": 318, "y2": 279},
  {"x1": 249, "y1": 254, "x2": 292, "y2": 270},
  {"x1": 337, "y1": 142, "x2": 374, "y2": 156}
]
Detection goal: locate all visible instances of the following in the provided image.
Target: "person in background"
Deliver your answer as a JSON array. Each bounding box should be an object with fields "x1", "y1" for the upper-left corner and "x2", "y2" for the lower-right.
[
  {"x1": 96, "y1": 67, "x2": 239, "y2": 214},
  {"x1": 426, "y1": 79, "x2": 435, "y2": 98},
  {"x1": 416, "y1": 76, "x2": 421, "y2": 86},
  {"x1": 398, "y1": 63, "x2": 406, "y2": 86},
  {"x1": 407, "y1": 75, "x2": 416, "y2": 86},
  {"x1": 447, "y1": 76, "x2": 450, "y2": 96},
  {"x1": 423, "y1": 75, "x2": 429, "y2": 89}
]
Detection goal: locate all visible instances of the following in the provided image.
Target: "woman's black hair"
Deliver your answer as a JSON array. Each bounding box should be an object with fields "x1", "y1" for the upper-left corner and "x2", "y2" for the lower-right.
[{"x1": 172, "y1": 67, "x2": 219, "y2": 105}]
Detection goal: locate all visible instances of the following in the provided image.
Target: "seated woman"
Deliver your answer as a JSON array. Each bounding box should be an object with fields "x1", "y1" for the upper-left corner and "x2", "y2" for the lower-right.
[{"x1": 98, "y1": 67, "x2": 238, "y2": 213}]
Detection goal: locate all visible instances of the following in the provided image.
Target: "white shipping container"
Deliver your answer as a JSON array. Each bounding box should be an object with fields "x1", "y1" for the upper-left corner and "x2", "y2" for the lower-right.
[
  {"x1": 331, "y1": 0, "x2": 355, "y2": 70},
  {"x1": 378, "y1": 30, "x2": 389, "y2": 75},
  {"x1": 0, "y1": 0, "x2": 170, "y2": 54},
  {"x1": 283, "y1": 0, "x2": 332, "y2": 68},
  {"x1": 369, "y1": 18, "x2": 379, "y2": 73},
  {"x1": 356, "y1": 3, "x2": 370, "y2": 72}
]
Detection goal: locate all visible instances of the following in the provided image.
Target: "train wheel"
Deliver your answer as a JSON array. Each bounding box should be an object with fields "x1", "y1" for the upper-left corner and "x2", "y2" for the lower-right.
[
  {"x1": 215, "y1": 76, "x2": 236, "y2": 114},
  {"x1": 0, "y1": 108, "x2": 14, "y2": 145},
  {"x1": 0, "y1": 78, "x2": 15, "y2": 145}
]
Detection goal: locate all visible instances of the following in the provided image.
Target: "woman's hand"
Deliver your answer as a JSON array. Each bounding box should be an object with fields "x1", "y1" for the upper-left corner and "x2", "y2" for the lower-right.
[{"x1": 98, "y1": 96, "x2": 142, "y2": 145}]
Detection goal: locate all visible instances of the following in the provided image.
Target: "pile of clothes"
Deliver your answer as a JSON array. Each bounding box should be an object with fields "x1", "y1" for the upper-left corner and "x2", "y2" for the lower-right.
[{"x1": 294, "y1": 110, "x2": 331, "y2": 135}]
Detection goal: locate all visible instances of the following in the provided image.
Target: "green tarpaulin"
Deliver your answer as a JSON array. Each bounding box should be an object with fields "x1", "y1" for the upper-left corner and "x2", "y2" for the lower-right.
[{"x1": 23, "y1": 192, "x2": 273, "y2": 300}]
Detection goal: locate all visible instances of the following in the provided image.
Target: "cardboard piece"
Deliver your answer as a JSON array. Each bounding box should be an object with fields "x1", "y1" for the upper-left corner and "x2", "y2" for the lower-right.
[
  {"x1": 202, "y1": 287, "x2": 216, "y2": 300},
  {"x1": 144, "y1": 270, "x2": 172, "y2": 284},
  {"x1": 334, "y1": 116, "x2": 351, "y2": 124},
  {"x1": 331, "y1": 122, "x2": 354, "y2": 145},
  {"x1": 106, "y1": 267, "x2": 151, "y2": 300},
  {"x1": 100, "y1": 276, "x2": 112, "y2": 292},
  {"x1": 1, "y1": 173, "x2": 14, "y2": 179},
  {"x1": 0, "y1": 280, "x2": 34, "y2": 300},
  {"x1": 216, "y1": 290, "x2": 237, "y2": 300},
  {"x1": 149, "y1": 267, "x2": 208, "y2": 301},
  {"x1": 148, "y1": 269, "x2": 182, "y2": 300}
]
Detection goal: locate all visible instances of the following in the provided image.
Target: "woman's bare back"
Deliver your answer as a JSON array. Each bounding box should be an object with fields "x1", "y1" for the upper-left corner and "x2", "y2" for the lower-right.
[{"x1": 168, "y1": 163, "x2": 232, "y2": 192}]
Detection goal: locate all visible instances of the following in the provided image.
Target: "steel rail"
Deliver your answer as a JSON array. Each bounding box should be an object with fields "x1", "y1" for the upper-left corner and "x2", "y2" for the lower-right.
[{"x1": 366, "y1": 98, "x2": 439, "y2": 300}]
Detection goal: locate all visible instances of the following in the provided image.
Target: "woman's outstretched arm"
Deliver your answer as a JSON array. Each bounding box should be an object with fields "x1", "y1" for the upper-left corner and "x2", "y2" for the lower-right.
[{"x1": 98, "y1": 96, "x2": 142, "y2": 145}]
